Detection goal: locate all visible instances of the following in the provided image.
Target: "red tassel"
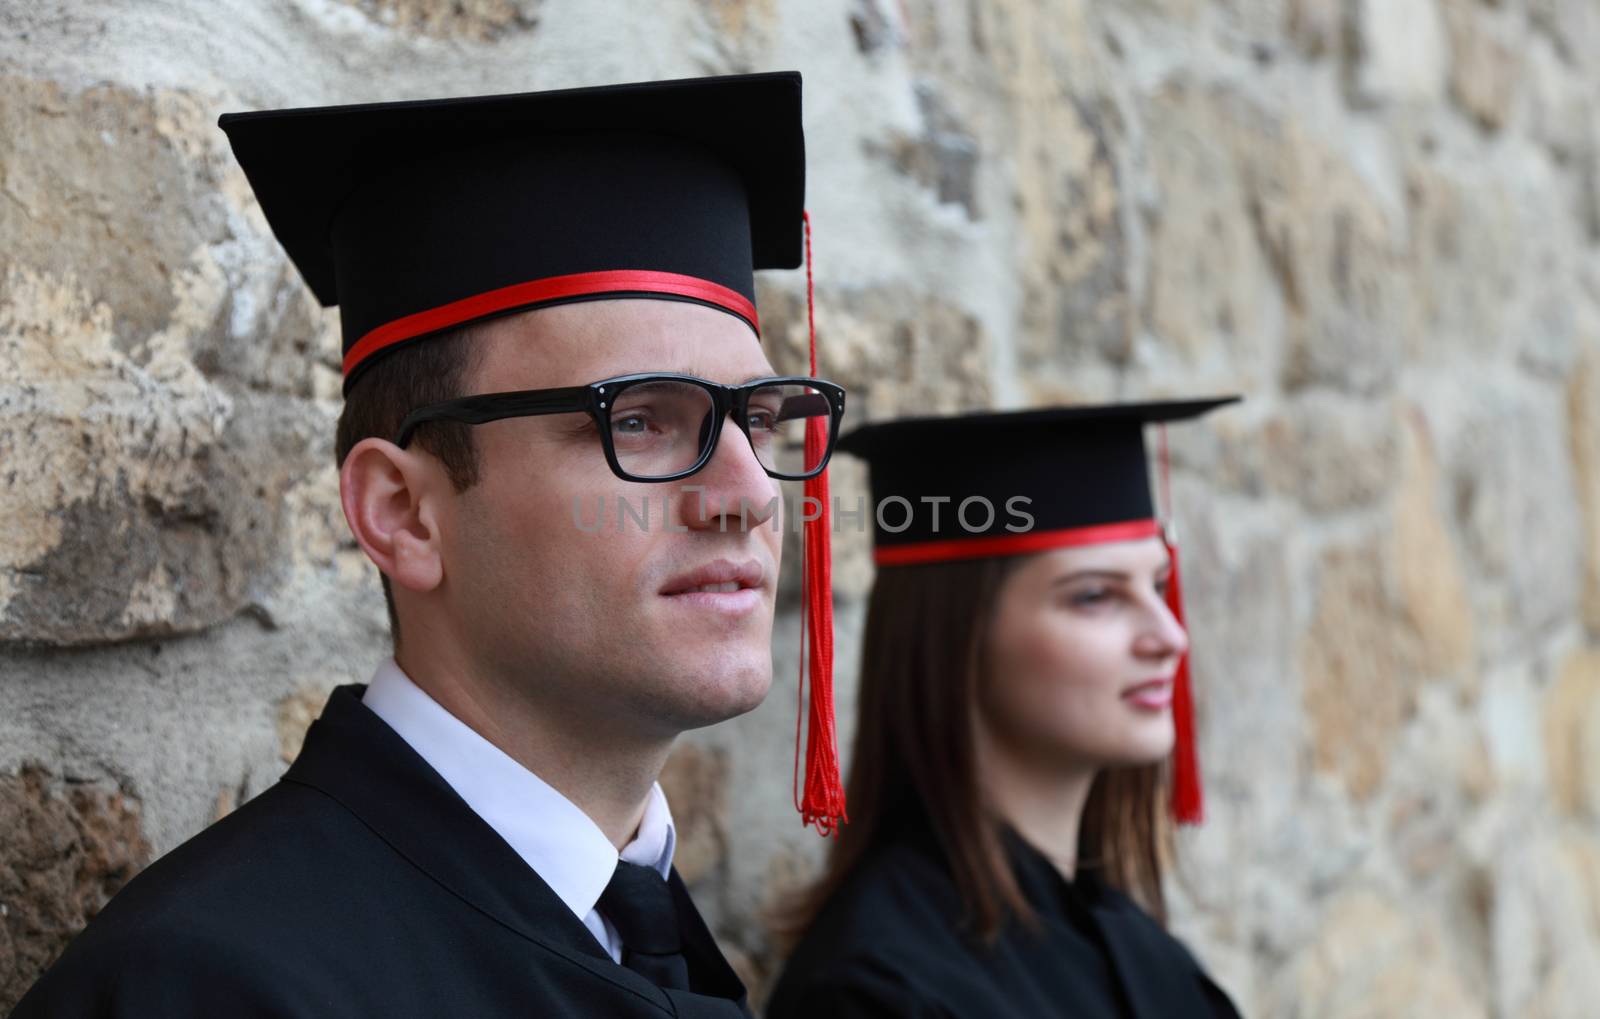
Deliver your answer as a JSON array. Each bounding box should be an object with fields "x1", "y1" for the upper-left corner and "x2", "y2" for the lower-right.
[
  {"x1": 793, "y1": 211, "x2": 847, "y2": 835},
  {"x1": 1158, "y1": 427, "x2": 1203, "y2": 825},
  {"x1": 1163, "y1": 536, "x2": 1204, "y2": 825}
]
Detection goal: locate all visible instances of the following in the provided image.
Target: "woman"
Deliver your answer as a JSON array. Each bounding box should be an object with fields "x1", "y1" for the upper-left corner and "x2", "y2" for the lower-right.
[{"x1": 768, "y1": 400, "x2": 1242, "y2": 1018}]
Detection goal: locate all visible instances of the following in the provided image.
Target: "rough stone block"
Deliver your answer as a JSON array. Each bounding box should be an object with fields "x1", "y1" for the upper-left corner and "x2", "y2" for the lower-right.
[
  {"x1": 1262, "y1": 393, "x2": 1401, "y2": 512},
  {"x1": 0, "y1": 767, "x2": 150, "y2": 1015},
  {"x1": 1251, "y1": 123, "x2": 1408, "y2": 395},
  {"x1": 333, "y1": 0, "x2": 541, "y2": 40},
  {"x1": 1300, "y1": 540, "x2": 1413, "y2": 799},
  {"x1": 1442, "y1": 0, "x2": 1521, "y2": 132},
  {"x1": 1016, "y1": 93, "x2": 1132, "y2": 377},
  {"x1": 0, "y1": 79, "x2": 329, "y2": 645},
  {"x1": 1528, "y1": 0, "x2": 1600, "y2": 68},
  {"x1": 1446, "y1": 388, "x2": 1583, "y2": 651},
  {"x1": 1543, "y1": 647, "x2": 1600, "y2": 820},
  {"x1": 1298, "y1": 424, "x2": 1475, "y2": 802},
  {"x1": 1142, "y1": 85, "x2": 1280, "y2": 388},
  {"x1": 1571, "y1": 344, "x2": 1600, "y2": 632},
  {"x1": 1402, "y1": 160, "x2": 1522, "y2": 363},
  {"x1": 1286, "y1": 0, "x2": 1341, "y2": 58},
  {"x1": 1491, "y1": 833, "x2": 1600, "y2": 1018},
  {"x1": 658, "y1": 742, "x2": 731, "y2": 888},
  {"x1": 1345, "y1": 0, "x2": 1449, "y2": 107},
  {"x1": 1392, "y1": 410, "x2": 1475, "y2": 679},
  {"x1": 1270, "y1": 889, "x2": 1486, "y2": 1016}
]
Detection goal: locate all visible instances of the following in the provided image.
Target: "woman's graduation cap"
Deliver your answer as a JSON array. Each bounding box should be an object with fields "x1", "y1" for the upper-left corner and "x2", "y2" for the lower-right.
[
  {"x1": 217, "y1": 72, "x2": 847, "y2": 834},
  {"x1": 836, "y1": 397, "x2": 1240, "y2": 824}
]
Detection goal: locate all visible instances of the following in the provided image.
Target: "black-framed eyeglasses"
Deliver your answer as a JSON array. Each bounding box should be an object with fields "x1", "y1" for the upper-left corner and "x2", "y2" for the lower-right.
[{"x1": 395, "y1": 373, "x2": 846, "y2": 482}]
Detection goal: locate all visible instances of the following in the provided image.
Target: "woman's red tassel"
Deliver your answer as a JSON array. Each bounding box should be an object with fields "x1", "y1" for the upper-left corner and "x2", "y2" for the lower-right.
[
  {"x1": 1158, "y1": 426, "x2": 1203, "y2": 825},
  {"x1": 1163, "y1": 535, "x2": 1204, "y2": 825},
  {"x1": 793, "y1": 210, "x2": 847, "y2": 835}
]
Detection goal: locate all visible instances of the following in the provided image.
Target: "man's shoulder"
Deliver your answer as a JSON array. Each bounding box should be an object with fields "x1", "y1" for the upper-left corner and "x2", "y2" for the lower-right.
[
  {"x1": 29, "y1": 786, "x2": 368, "y2": 963},
  {"x1": 106, "y1": 778, "x2": 371, "y2": 914},
  {"x1": 11, "y1": 778, "x2": 435, "y2": 1016}
]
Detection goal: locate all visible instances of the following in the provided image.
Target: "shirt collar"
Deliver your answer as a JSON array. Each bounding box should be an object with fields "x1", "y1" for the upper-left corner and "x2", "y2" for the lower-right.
[{"x1": 361, "y1": 658, "x2": 676, "y2": 922}]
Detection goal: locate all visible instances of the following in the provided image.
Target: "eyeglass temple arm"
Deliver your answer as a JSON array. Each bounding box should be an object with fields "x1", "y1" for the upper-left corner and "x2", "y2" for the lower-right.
[{"x1": 394, "y1": 386, "x2": 592, "y2": 447}]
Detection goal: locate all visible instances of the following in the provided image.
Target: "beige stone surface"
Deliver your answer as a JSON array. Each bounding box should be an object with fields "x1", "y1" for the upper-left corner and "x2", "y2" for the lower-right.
[
  {"x1": 275, "y1": 679, "x2": 340, "y2": 765},
  {"x1": 1446, "y1": 386, "x2": 1584, "y2": 652},
  {"x1": 1403, "y1": 159, "x2": 1520, "y2": 364},
  {"x1": 3, "y1": 0, "x2": 1600, "y2": 1013},
  {"x1": 1528, "y1": 0, "x2": 1600, "y2": 67},
  {"x1": 0, "y1": 767, "x2": 150, "y2": 1016},
  {"x1": 1142, "y1": 85, "x2": 1281, "y2": 392},
  {"x1": 1262, "y1": 393, "x2": 1401, "y2": 511},
  {"x1": 1346, "y1": 0, "x2": 1449, "y2": 107},
  {"x1": 1287, "y1": 0, "x2": 1341, "y2": 58},
  {"x1": 0, "y1": 77, "x2": 325, "y2": 645},
  {"x1": 335, "y1": 0, "x2": 540, "y2": 40},
  {"x1": 1442, "y1": 0, "x2": 1522, "y2": 132},
  {"x1": 1544, "y1": 647, "x2": 1600, "y2": 819},
  {"x1": 658, "y1": 742, "x2": 732, "y2": 888},
  {"x1": 1391, "y1": 411, "x2": 1475, "y2": 680},
  {"x1": 1492, "y1": 833, "x2": 1600, "y2": 1018},
  {"x1": 1301, "y1": 540, "x2": 1413, "y2": 800},
  {"x1": 1269, "y1": 888, "x2": 1486, "y2": 1018},
  {"x1": 1573, "y1": 343, "x2": 1600, "y2": 632},
  {"x1": 1300, "y1": 424, "x2": 1476, "y2": 799}
]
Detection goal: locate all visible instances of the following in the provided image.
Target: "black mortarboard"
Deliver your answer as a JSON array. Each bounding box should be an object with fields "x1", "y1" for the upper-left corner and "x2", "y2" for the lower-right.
[
  {"x1": 836, "y1": 398, "x2": 1239, "y2": 565},
  {"x1": 218, "y1": 72, "x2": 805, "y2": 391},
  {"x1": 838, "y1": 396, "x2": 1241, "y2": 826}
]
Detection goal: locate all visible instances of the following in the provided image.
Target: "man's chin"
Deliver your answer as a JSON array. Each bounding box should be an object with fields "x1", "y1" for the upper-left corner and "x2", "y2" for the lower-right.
[{"x1": 659, "y1": 663, "x2": 772, "y2": 733}]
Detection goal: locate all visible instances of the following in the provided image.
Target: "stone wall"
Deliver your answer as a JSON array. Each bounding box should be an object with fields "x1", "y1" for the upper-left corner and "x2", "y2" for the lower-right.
[{"x1": 3, "y1": 0, "x2": 1599, "y2": 1014}]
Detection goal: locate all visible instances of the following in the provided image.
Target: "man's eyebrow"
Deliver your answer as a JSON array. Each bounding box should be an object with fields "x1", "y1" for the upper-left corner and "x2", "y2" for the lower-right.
[{"x1": 674, "y1": 369, "x2": 780, "y2": 385}]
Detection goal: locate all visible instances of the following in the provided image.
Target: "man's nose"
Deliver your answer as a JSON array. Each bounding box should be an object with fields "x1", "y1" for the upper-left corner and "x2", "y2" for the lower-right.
[{"x1": 675, "y1": 416, "x2": 780, "y2": 532}]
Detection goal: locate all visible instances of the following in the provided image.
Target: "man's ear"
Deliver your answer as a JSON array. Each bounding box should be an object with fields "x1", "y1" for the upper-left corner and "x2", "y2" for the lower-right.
[{"x1": 340, "y1": 437, "x2": 447, "y2": 595}]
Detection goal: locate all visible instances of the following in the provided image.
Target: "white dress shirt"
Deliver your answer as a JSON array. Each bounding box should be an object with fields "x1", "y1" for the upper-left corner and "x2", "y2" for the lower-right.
[{"x1": 362, "y1": 659, "x2": 676, "y2": 962}]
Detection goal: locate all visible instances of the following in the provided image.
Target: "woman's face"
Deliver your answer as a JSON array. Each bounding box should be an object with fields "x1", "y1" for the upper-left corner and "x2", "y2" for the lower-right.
[{"x1": 979, "y1": 537, "x2": 1189, "y2": 773}]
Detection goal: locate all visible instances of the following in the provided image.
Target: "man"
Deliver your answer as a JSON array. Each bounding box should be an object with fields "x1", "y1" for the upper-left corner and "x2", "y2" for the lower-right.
[{"x1": 14, "y1": 72, "x2": 843, "y2": 1017}]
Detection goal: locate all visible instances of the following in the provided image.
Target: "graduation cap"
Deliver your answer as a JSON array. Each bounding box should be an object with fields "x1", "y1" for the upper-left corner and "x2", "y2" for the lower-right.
[
  {"x1": 217, "y1": 71, "x2": 805, "y2": 390},
  {"x1": 836, "y1": 397, "x2": 1241, "y2": 824},
  {"x1": 217, "y1": 72, "x2": 847, "y2": 834}
]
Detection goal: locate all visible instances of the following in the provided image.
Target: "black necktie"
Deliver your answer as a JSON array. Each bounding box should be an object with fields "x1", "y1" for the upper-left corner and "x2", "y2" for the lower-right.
[{"x1": 597, "y1": 861, "x2": 692, "y2": 991}]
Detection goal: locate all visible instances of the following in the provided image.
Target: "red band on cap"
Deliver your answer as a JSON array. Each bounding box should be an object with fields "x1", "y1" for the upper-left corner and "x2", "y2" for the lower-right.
[
  {"x1": 874, "y1": 518, "x2": 1163, "y2": 566},
  {"x1": 342, "y1": 270, "x2": 761, "y2": 378}
]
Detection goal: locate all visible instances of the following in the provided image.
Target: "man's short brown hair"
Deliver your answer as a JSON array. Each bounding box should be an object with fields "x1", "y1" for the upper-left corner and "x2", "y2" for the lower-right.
[{"x1": 335, "y1": 326, "x2": 484, "y2": 644}]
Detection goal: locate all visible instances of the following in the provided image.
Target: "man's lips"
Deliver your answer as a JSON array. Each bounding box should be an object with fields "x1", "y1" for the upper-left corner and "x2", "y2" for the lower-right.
[{"x1": 659, "y1": 558, "x2": 766, "y2": 597}]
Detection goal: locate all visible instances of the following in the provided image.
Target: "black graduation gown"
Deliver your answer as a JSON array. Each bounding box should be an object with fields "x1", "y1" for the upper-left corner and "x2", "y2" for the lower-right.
[
  {"x1": 767, "y1": 819, "x2": 1241, "y2": 1019},
  {"x1": 11, "y1": 685, "x2": 750, "y2": 1018}
]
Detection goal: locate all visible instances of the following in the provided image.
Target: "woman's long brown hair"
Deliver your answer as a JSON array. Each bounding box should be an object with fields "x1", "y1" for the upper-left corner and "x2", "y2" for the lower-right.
[{"x1": 783, "y1": 557, "x2": 1171, "y2": 944}]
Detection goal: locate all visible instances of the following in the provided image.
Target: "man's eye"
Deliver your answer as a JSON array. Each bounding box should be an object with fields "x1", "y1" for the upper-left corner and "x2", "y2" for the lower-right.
[
  {"x1": 613, "y1": 413, "x2": 650, "y2": 435},
  {"x1": 747, "y1": 410, "x2": 778, "y2": 432}
]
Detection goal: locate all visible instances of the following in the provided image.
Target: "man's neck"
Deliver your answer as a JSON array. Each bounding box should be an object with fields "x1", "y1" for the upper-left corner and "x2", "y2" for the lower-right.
[{"x1": 393, "y1": 647, "x2": 673, "y2": 849}]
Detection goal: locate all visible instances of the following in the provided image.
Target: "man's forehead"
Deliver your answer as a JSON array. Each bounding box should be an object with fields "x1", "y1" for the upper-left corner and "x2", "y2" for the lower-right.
[{"x1": 472, "y1": 299, "x2": 774, "y2": 387}]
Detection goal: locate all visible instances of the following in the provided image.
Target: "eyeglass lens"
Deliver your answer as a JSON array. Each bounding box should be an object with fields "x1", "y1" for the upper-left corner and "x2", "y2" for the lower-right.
[{"x1": 606, "y1": 380, "x2": 832, "y2": 479}]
